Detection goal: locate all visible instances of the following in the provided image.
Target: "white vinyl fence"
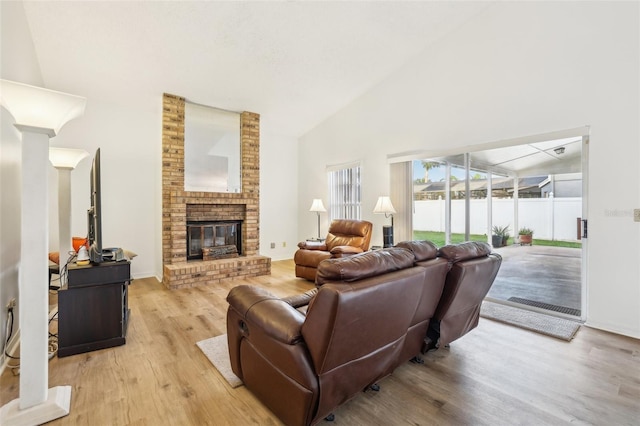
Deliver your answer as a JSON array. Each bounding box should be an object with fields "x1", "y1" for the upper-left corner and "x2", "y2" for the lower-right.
[{"x1": 413, "y1": 197, "x2": 582, "y2": 241}]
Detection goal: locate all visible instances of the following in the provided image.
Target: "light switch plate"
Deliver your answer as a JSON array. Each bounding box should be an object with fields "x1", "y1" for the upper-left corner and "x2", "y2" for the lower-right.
[{"x1": 634, "y1": 209, "x2": 640, "y2": 222}]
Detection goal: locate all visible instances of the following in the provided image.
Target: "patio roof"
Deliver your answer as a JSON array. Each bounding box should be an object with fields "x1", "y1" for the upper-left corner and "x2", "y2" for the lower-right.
[
  {"x1": 410, "y1": 135, "x2": 584, "y2": 177},
  {"x1": 417, "y1": 175, "x2": 547, "y2": 194}
]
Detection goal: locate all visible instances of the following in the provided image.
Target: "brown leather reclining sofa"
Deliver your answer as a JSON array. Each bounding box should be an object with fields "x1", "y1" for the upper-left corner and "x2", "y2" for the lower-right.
[{"x1": 226, "y1": 241, "x2": 501, "y2": 426}]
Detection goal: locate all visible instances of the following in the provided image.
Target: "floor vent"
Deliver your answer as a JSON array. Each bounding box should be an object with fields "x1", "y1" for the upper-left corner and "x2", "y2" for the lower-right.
[{"x1": 507, "y1": 297, "x2": 581, "y2": 317}]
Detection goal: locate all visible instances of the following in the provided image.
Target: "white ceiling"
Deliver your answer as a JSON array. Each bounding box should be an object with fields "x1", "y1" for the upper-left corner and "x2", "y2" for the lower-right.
[{"x1": 21, "y1": 1, "x2": 495, "y2": 137}]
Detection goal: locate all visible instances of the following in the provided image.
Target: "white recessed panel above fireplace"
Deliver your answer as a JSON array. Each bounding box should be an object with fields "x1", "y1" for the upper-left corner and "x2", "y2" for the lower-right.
[{"x1": 184, "y1": 102, "x2": 241, "y2": 193}]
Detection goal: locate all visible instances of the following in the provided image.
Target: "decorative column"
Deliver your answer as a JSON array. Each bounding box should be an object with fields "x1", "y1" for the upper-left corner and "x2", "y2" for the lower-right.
[
  {"x1": 0, "y1": 80, "x2": 86, "y2": 425},
  {"x1": 49, "y1": 148, "x2": 89, "y2": 268}
]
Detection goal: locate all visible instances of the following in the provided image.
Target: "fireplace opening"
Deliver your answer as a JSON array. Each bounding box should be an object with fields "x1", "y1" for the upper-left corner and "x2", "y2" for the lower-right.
[{"x1": 187, "y1": 221, "x2": 242, "y2": 260}]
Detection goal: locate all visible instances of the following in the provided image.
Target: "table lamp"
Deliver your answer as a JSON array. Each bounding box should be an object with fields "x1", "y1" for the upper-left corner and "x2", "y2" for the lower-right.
[
  {"x1": 309, "y1": 199, "x2": 327, "y2": 240},
  {"x1": 373, "y1": 196, "x2": 396, "y2": 248}
]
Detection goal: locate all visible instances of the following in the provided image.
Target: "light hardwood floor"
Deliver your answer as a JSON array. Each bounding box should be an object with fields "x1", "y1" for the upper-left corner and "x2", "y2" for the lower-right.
[{"x1": 2, "y1": 260, "x2": 639, "y2": 425}]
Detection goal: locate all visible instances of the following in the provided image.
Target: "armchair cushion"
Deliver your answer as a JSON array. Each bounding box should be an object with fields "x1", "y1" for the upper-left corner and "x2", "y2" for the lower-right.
[{"x1": 324, "y1": 219, "x2": 372, "y2": 252}]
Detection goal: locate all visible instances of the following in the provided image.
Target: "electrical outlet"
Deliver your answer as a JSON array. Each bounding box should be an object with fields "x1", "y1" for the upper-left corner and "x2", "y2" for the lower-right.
[
  {"x1": 634, "y1": 209, "x2": 640, "y2": 222},
  {"x1": 7, "y1": 298, "x2": 16, "y2": 310},
  {"x1": 270, "y1": 242, "x2": 275, "y2": 249}
]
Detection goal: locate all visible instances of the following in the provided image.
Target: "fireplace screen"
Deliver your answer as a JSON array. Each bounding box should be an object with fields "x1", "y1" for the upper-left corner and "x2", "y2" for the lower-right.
[{"x1": 187, "y1": 221, "x2": 242, "y2": 260}]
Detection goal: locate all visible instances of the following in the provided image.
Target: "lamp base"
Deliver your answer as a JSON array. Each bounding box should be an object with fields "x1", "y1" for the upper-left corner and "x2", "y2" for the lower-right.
[
  {"x1": 0, "y1": 386, "x2": 71, "y2": 426},
  {"x1": 382, "y1": 225, "x2": 394, "y2": 248}
]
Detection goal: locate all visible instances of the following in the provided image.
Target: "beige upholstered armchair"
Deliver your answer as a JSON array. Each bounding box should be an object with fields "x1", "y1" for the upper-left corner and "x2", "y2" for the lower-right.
[{"x1": 294, "y1": 219, "x2": 373, "y2": 281}]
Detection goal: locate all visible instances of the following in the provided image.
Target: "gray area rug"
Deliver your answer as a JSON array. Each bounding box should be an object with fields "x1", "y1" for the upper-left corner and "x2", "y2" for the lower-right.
[
  {"x1": 481, "y1": 301, "x2": 581, "y2": 341},
  {"x1": 196, "y1": 334, "x2": 243, "y2": 388}
]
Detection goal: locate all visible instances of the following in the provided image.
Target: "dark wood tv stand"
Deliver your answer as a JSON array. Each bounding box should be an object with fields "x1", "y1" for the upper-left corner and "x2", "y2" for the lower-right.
[{"x1": 58, "y1": 261, "x2": 131, "y2": 357}]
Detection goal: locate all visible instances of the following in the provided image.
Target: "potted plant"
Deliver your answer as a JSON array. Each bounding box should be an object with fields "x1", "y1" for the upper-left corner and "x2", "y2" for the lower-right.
[
  {"x1": 518, "y1": 227, "x2": 533, "y2": 245},
  {"x1": 491, "y1": 225, "x2": 510, "y2": 247},
  {"x1": 502, "y1": 229, "x2": 510, "y2": 247}
]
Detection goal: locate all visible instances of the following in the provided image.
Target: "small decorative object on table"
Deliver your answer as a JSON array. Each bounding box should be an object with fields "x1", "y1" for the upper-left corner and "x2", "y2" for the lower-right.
[{"x1": 76, "y1": 246, "x2": 90, "y2": 266}]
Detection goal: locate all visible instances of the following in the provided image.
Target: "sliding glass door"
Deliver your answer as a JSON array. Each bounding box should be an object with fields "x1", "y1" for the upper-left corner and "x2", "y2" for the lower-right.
[{"x1": 409, "y1": 134, "x2": 587, "y2": 320}]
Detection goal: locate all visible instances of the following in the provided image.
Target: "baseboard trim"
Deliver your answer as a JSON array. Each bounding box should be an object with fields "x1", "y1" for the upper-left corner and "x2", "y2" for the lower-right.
[{"x1": 0, "y1": 328, "x2": 21, "y2": 376}]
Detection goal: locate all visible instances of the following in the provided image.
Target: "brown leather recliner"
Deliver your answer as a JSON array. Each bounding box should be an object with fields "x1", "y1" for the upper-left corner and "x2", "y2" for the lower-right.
[
  {"x1": 226, "y1": 247, "x2": 447, "y2": 426},
  {"x1": 399, "y1": 240, "x2": 502, "y2": 351},
  {"x1": 294, "y1": 219, "x2": 372, "y2": 281}
]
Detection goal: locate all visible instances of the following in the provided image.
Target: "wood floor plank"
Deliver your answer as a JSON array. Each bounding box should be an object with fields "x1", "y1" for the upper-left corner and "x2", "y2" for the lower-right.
[{"x1": 1, "y1": 259, "x2": 639, "y2": 425}]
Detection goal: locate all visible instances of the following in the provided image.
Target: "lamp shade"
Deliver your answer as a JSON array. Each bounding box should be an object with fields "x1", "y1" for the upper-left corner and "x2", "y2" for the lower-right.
[
  {"x1": 309, "y1": 199, "x2": 327, "y2": 212},
  {"x1": 49, "y1": 147, "x2": 89, "y2": 169},
  {"x1": 0, "y1": 79, "x2": 86, "y2": 137},
  {"x1": 373, "y1": 196, "x2": 396, "y2": 215}
]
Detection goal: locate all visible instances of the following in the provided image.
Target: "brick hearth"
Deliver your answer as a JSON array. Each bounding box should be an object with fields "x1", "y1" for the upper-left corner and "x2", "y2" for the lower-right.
[{"x1": 162, "y1": 93, "x2": 270, "y2": 290}]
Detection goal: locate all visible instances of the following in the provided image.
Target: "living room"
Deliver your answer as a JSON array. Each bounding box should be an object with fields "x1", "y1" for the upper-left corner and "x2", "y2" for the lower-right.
[{"x1": 1, "y1": 1, "x2": 639, "y2": 424}]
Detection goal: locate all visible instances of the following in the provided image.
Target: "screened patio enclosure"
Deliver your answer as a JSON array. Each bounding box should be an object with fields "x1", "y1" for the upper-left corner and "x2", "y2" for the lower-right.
[{"x1": 405, "y1": 130, "x2": 587, "y2": 320}]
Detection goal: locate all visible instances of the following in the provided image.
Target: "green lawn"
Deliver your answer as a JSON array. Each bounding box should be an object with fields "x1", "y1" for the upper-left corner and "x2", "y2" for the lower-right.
[{"x1": 412, "y1": 230, "x2": 582, "y2": 249}]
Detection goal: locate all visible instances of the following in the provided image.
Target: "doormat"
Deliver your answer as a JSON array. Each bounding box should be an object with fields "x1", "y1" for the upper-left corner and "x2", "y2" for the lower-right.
[
  {"x1": 481, "y1": 301, "x2": 581, "y2": 341},
  {"x1": 507, "y1": 297, "x2": 581, "y2": 317},
  {"x1": 196, "y1": 334, "x2": 243, "y2": 388}
]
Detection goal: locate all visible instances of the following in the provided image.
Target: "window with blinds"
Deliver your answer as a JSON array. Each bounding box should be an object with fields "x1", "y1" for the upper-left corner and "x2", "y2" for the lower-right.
[{"x1": 328, "y1": 163, "x2": 361, "y2": 220}]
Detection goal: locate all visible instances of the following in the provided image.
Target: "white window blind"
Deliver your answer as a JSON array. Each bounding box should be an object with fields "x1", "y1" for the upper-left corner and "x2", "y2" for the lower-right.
[{"x1": 328, "y1": 162, "x2": 361, "y2": 220}]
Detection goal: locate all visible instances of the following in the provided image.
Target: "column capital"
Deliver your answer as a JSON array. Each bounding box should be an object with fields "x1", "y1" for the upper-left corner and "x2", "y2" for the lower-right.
[{"x1": 0, "y1": 79, "x2": 86, "y2": 137}]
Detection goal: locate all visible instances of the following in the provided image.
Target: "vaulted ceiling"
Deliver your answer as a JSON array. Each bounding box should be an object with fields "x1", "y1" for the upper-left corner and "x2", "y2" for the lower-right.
[{"x1": 20, "y1": 1, "x2": 495, "y2": 137}]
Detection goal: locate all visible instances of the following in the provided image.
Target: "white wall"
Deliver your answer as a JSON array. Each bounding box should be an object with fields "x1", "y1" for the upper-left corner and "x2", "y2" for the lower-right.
[
  {"x1": 43, "y1": 96, "x2": 161, "y2": 279},
  {"x1": 299, "y1": 2, "x2": 640, "y2": 337},
  {"x1": 259, "y1": 126, "x2": 299, "y2": 261}
]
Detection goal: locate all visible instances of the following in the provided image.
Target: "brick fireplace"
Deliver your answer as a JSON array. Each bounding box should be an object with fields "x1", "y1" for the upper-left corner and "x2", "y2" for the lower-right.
[{"x1": 162, "y1": 93, "x2": 270, "y2": 290}]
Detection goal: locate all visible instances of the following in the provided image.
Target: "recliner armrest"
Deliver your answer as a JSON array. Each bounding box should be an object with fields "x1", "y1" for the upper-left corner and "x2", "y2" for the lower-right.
[
  {"x1": 282, "y1": 288, "x2": 319, "y2": 309},
  {"x1": 329, "y1": 245, "x2": 363, "y2": 257},
  {"x1": 297, "y1": 241, "x2": 328, "y2": 250},
  {"x1": 227, "y1": 285, "x2": 305, "y2": 344}
]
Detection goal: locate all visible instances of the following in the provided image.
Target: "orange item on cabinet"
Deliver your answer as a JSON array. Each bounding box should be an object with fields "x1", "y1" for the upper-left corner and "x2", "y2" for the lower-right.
[{"x1": 72, "y1": 237, "x2": 89, "y2": 253}]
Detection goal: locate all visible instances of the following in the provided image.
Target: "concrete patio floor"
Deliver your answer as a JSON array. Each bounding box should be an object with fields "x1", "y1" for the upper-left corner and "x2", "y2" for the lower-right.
[{"x1": 487, "y1": 244, "x2": 582, "y2": 317}]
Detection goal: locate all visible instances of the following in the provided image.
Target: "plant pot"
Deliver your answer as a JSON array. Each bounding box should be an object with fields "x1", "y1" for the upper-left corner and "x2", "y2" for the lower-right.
[
  {"x1": 492, "y1": 235, "x2": 503, "y2": 247},
  {"x1": 519, "y1": 234, "x2": 532, "y2": 245}
]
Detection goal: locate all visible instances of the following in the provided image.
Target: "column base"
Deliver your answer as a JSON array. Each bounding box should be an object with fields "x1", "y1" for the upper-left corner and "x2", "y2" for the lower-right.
[{"x1": 0, "y1": 386, "x2": 71, "y2": 426}]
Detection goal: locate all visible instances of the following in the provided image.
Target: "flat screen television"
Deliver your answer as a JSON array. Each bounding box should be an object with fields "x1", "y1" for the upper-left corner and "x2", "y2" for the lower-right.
[{"x1": 87, "y1": 148, "x2": 103, "y2": 263}]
